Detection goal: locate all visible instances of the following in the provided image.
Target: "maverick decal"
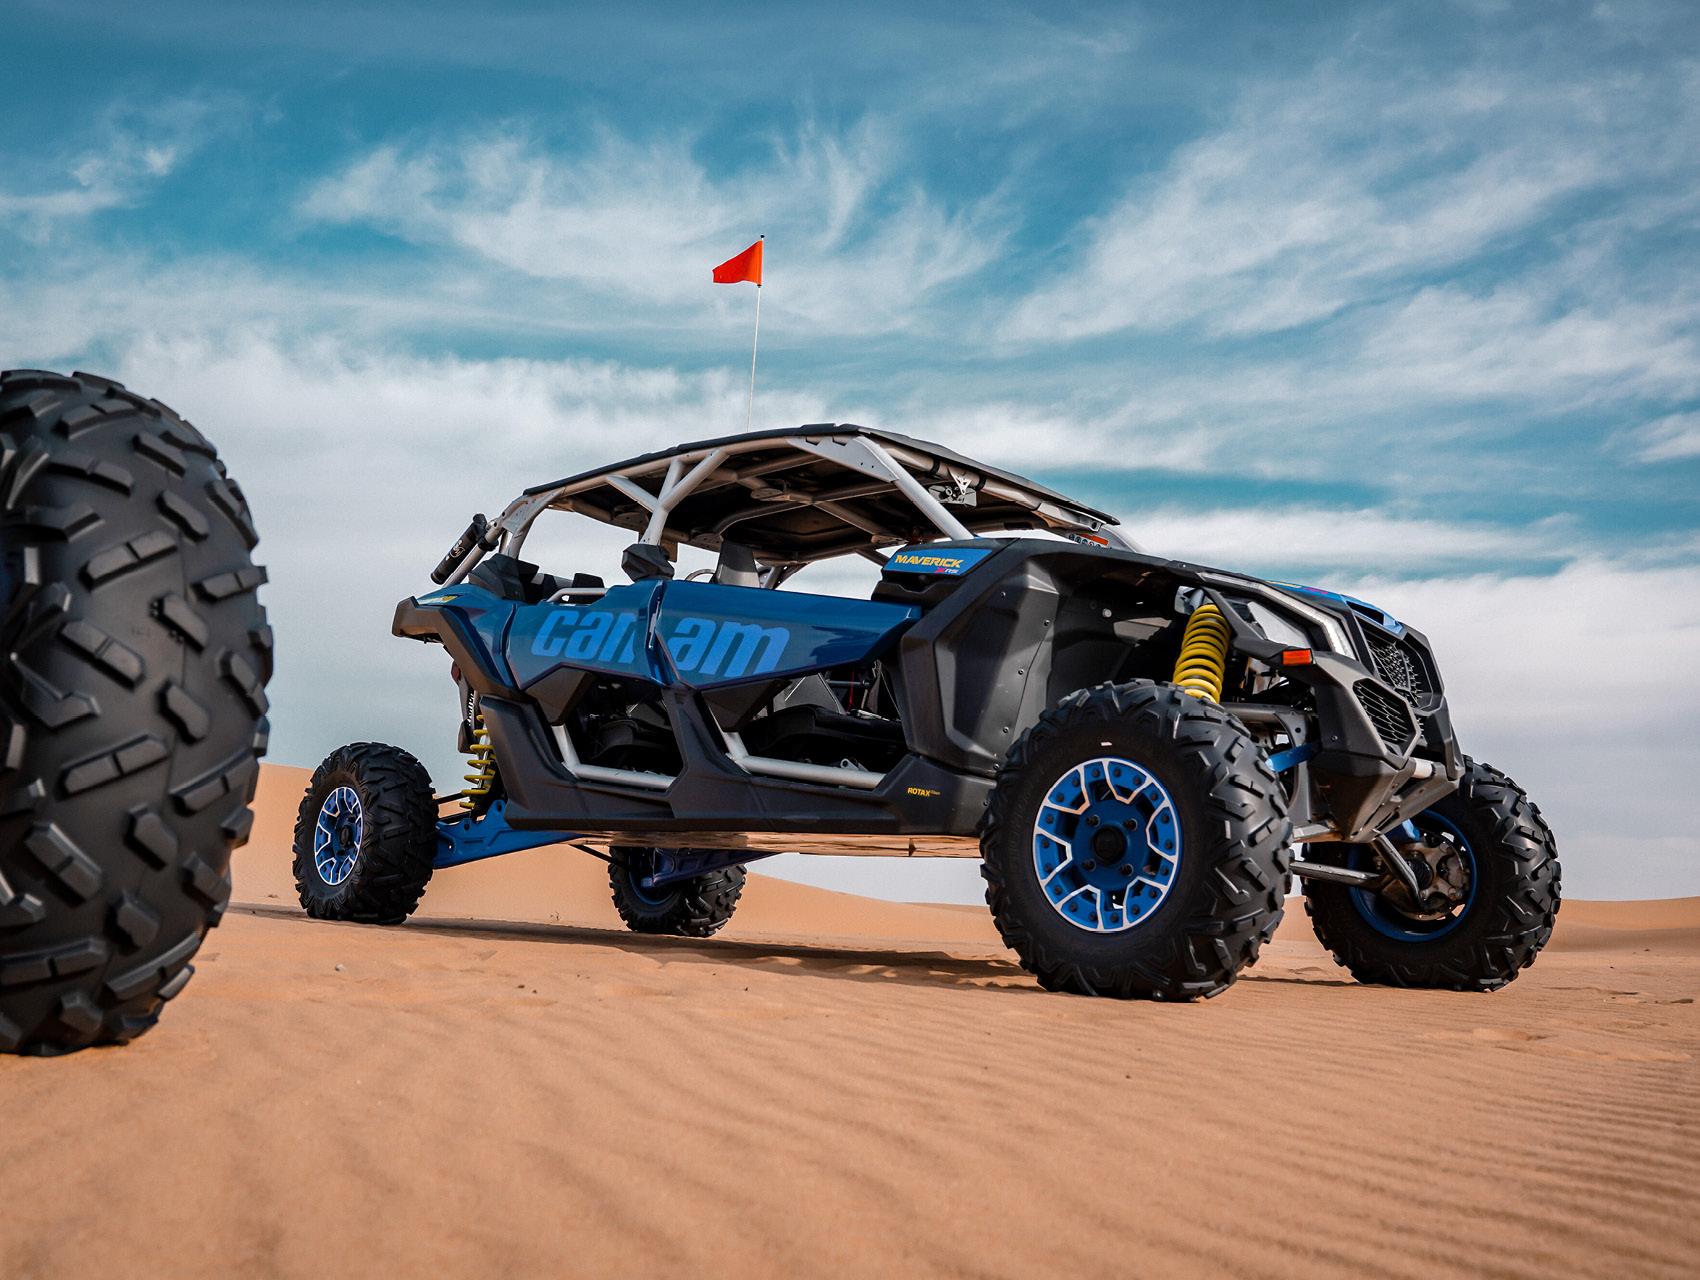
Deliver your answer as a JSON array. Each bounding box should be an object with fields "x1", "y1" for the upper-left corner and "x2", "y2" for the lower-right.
[{"x1": 888, "y1": 546, "x2": 993, "y2": 576}]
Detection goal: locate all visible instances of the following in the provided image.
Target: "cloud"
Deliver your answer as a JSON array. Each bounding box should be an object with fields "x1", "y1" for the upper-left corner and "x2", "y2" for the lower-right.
[
  {"x1": 299, "y1": 123, "x2": 1010, "y2": 335},
  {"x1": 0, "y1": 96, "x2": 235, "y2": 238},
  {"x1": 1132, "y1": 505, "x2": 1573, "y2": 575},
  {"x1": 1625, "y1": 410, "x2": 1700, "y2": 461},
  {"x1": 1003, "y1": 53, "x2": 1699, "y2": 343}
]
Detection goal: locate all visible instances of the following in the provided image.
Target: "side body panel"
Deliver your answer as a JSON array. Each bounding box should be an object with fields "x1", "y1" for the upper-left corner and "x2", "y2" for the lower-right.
[
  {"x1": 505, "y1": 580, "x2": 918, "y2": 692},
  {"x1": 395, "y1": 538, "x2": 1464, "y2": 844}
]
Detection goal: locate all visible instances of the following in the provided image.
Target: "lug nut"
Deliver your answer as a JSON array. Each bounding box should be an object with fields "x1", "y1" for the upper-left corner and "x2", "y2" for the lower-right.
[
  {"x1": 1119, "y1": 863, "x2": 1134, "y2": 877},
  {"x1": 1082, "y1": 859, "x2": 1097, "y2": 871},
  {"x1": 1085, "y1": 814, "x2": 1100, "y2": 827}
]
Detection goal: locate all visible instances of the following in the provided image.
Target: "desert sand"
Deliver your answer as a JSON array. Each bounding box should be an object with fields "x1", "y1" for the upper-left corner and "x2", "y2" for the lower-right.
[{"x1": 2, "y1": 763, "x2": 1695, "y2": 1279}]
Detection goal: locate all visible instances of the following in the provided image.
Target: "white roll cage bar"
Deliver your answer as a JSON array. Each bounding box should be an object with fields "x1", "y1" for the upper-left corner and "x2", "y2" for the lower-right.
[{"x1": 443, "y1": 428, "x2": 1137, "y2": 587}]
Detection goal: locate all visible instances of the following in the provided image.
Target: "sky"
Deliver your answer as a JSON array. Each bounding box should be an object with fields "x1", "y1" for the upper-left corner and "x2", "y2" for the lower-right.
[{"x1": 2, "y1": 0, "x2": 1696, "y2": 902}]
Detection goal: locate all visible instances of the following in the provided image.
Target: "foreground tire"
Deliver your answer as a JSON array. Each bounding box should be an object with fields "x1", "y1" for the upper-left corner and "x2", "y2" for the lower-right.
[
  {"x1": 0, "y1": 369, "x2": 270, "y2": 1054},
  {"x1": 609, "y1": 847, "x2": 745, "y2": 937},
  {"x1": 293, "y1": 743, "x2": 436, "y2": 924},
  {"x1": 1303, "y1": 758, "x2": 1559, "y2": 991},
  {"x1": 981, "y1": 681, "x2": 1291, "y2": 1000}
]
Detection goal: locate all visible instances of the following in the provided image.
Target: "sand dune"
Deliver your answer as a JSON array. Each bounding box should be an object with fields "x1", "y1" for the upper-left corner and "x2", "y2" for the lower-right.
[{"x1": 2, "y1": 763, "x2": 1695, "y2": 1278}]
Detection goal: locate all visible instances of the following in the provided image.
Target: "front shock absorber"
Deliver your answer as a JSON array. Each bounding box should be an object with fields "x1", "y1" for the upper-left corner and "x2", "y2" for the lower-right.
[
  {"x1": 1173, "y1": 602, "x2": 1231, "y2": 701},
  {"x1": 462, "y1": 709, "x2": 497, "y2": 810}
]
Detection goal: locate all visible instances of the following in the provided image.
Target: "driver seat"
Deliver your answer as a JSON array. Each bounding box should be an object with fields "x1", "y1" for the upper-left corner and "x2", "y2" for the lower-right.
[{"x1": 713, "y1": 541, "x2": 760, "y2": 588}]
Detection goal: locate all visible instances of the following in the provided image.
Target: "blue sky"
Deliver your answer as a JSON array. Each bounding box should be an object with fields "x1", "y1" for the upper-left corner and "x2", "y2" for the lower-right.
[{"x1": 3, "y1": 0, "x2": 1696, "y2": 899}]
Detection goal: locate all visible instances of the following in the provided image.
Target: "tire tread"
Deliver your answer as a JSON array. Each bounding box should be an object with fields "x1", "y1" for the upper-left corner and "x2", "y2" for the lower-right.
[
  {"x1": 1303, "y1": 758, "x2": 1560, "y2": 991},
  {"x1": 0, "y1": 369, "x2": 268, "y2": 1054},
  {"x1": 980, "y1": 681, "x2": 1291, "y2": 1000}
]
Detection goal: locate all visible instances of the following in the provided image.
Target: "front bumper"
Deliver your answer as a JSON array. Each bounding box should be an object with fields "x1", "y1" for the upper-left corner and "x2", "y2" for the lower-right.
[{"x1": 1204, "y1": 577, "x2": 1463, "y2": 842}]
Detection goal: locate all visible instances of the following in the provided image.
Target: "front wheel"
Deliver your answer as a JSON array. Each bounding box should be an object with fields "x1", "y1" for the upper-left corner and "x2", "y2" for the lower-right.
[
  {"x1": 609, "y1": 848, "x2": 745, "y2": 937},
  {"x1": 981, "y1": 681, "x2": 1292, "y2": 1000},
  {"x1": 1303, "y1": 758, "x2": 1559, "y2": 990},
  {"x1": 292, "y1": 743, "x2": 437, "y2": 924}
]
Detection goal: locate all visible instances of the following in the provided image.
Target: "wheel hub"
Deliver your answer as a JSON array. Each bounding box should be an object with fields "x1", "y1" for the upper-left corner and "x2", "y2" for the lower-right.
[
  {"x1": 1032, "y1": 757, "x2": 1180, "y2": 933},
  {"x1": 1089, "y1": 822, "x2": 1128, "y2": 861},
  {"x1": 1375, "y1": 833, "x2": 1471, "y2": 919},
  {"x1": 313, "y1": 786, "x2": 363, "y2": 887},
  {"x1": 1408, "y1": 835, "x2": 1470, "y2": 913},
  {"x1": 1349, "y1": 816, "x2": 1478, "y2": 939}
]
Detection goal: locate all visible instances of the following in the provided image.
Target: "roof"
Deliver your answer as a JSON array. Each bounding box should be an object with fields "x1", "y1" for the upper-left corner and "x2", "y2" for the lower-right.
[{"x1": 510, "y1": 424, "x2": 1123, "y2": 564}]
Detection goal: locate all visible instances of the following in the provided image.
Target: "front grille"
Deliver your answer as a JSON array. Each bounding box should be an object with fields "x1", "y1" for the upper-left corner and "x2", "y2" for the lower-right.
[
  {"x1": 1355, "y1": 681, "x2": 1415, "y2": 752},
  {"x1": 1366, "y1": 635, "x2": 1430, "y2": 697}
]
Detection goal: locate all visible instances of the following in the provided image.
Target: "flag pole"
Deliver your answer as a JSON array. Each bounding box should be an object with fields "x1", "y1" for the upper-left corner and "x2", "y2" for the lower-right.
[{"x1": 745, "y1": 235, "x2": 763, "y2": 432}]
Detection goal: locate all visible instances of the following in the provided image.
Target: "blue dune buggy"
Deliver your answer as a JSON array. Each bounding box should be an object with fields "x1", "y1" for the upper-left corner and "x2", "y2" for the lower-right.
[{"x1": 293, "y1": 426, "x2": 1559, "y2": 998}]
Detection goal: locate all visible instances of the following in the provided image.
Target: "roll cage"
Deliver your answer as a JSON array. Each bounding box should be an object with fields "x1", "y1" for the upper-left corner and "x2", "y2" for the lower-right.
[{"x1": 443, "y1": 425, "x2": 1137, "y2": 587}]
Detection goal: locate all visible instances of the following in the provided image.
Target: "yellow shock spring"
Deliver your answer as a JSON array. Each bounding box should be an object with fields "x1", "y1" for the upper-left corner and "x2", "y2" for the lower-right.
[
  {"x1": 462, "y1": 710, "x2": 497, "y2": 810},
  {"x1": 1173, "y1": 602, "x2": 1231, "y2": 701}
]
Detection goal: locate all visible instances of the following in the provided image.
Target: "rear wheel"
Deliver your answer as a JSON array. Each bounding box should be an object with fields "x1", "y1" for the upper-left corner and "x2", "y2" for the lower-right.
[
  {"x1": 1303, "y1": 758, "x2": 1559, "y2": 990},
  {"x1": 293, "y1": 742, "x2": 437, "y2": 924},
  {"x1": 0, "y1": 369, "x2": 270, "y2": 1054},
  {"x1": 609, "y1": 847, "x2": 745, "y2": 937},
  {"x1": 981, "y1": 681, "x2": 1291, "y2": 1000}
]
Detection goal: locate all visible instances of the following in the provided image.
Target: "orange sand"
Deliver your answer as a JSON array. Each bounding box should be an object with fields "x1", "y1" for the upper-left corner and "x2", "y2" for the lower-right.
[{"x1": 2, "y1": 763, "x2": 1695, "y2": 1278}]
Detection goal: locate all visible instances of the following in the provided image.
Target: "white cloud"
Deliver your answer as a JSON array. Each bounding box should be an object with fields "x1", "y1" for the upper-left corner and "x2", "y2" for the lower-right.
[
  {"x1": 1133, "y1": 505, "x2": 1573, "y2": 573},
  {"x1": 974, "y1": 276, "x2": 1700, "y2": 483},
  {"x1": 1626, "y1": 410, "x2": 1700, "y2": 461},
  {"x1": 0, "y1": 97, "x2": 233, "y2": 238},
  {"x1": 299, "y1": 123, "x2": 1009, "y2": 335},
  {"x1": 1351, "y1": 283, "x2": 1700, "y2": 406},
  {"x1": 1004, "y1": 58, "x2": 1698, "y2": 342}
]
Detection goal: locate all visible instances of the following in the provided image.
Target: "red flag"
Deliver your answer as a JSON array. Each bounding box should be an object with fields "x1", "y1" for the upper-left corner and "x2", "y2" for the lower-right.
[{"x1": 713, "y1": 238, "x2": 763, "y2": 286}]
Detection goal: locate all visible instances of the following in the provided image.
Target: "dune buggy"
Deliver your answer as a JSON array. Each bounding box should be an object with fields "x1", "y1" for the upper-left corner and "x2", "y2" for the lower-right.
[{"x1": 294, "y1": 426, "x2": 1558, "y2": 998}]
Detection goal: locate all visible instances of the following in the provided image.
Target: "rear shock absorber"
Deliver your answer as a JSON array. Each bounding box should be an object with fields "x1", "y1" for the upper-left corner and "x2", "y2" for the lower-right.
[
  {"x1": 462, "y1": 709, "x2": 497, "y2": 810},
  {"x1": 1173, "y1": 601, "x2": 1231, "y2": 701}
]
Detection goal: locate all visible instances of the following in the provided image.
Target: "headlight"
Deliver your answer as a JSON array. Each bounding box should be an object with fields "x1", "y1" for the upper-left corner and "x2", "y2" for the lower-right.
[
  {"x1": 1199, "y1": 571, "x2": 1354, "y2": 655},
  {"x1": 1269, "y1": 592, "x2": 1352, "y2": 655},
  {"x1": 1240, "y1": 600, "x2": 1312, "y2": 651}
]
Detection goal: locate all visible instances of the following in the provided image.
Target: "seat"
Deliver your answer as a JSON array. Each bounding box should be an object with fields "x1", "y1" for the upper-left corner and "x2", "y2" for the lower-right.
[{"x1": 712, "y1": 541, "x2": 761, "y2": 588}]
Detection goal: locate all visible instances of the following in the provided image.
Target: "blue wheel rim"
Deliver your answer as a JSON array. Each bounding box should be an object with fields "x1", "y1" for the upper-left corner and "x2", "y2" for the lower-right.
[
  {"x1": 313, "y1": 786, "x2": 363, "y2": 887},
  {"x1": 1348, "y1": 811, "x2": 1477, "y2": 941},
  {"x1": 1031, "y1": 756, "x2": 1181, "y2": 933}
]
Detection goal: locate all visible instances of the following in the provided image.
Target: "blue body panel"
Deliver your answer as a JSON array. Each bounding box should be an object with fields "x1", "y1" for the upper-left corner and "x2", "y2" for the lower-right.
[
  {"x1": 413, "y1": 583, "x2": 519, "y2": 684},
  {"x1": 654, "y1": 580, "x2": 919, "y2": 689},
  {"x1": 504, "y1": 579, "x2": 920, "y2": 692},
  {"x1": 507, "y1": 581, "x2": 670, "y2": 686}
]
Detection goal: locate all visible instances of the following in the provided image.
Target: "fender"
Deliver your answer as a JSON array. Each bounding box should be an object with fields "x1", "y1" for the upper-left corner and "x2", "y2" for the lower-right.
[{"x1": 393, "y1": 584, "x2": 519, "y2": 696}]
